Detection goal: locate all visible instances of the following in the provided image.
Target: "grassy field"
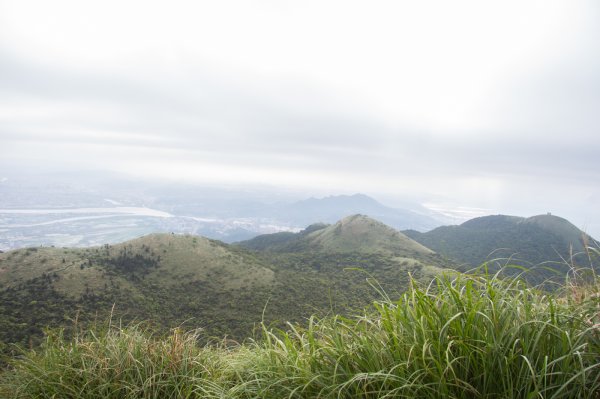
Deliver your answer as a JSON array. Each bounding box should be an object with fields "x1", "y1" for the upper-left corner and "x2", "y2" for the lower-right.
[{"x1": 1, "y1": 269, "x2": 598, "y2": 398}]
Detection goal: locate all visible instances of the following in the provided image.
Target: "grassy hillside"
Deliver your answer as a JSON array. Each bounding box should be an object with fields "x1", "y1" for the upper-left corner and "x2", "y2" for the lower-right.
[
  {"x1": 2, "y1": 271, "x2": 598, "y2": 398},
  {"x1": 404, "y1": 214, "x2": 598, "y2": 282},
  {"x1": 0, "y1": 217, "x2": 454, "y2": 354},
  {"x1": 0, "y1": 234, "x2": 278, "y2": 350},
  {"x1": 240, "y1": 214, "x2": 433, "y2": 256},
  {"x1": 236, "y1": 214, "x2": 452, "y2": 310},
  {"x1": 303, "y1": 214, "x2": 433, "y2": 254}
]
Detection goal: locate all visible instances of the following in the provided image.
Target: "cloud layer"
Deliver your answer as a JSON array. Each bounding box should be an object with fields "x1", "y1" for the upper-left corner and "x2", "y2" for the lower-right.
[{"x1": 1, "y1": 0, "x2": 599, "y2": 234}]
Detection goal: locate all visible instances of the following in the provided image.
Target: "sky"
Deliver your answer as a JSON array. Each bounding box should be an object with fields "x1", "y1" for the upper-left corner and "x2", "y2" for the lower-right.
[{"x1": 1, "y1": 0, "x2": 599, "y2": 235}]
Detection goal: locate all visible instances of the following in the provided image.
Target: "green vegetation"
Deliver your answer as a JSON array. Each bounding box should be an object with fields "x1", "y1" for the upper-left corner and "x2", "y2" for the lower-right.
[
  {"x1": 240, "y1": 215, "x2": 433, "y2": 256},
  {"x1": 0, "y1": 217, "x2": 453, "y2": 354},
  {"x1": 405, "y1": 214, "x2": 598, "y2": 283},
  {"x1": 2, "y1": 214, "x2": 598, "y2": 397},
  {"x1": 1, "y1": 272, "x2": 598, "y2": 398},
  {"x1": 0, "y1": 234, "x2": 275, "y2": 351}
]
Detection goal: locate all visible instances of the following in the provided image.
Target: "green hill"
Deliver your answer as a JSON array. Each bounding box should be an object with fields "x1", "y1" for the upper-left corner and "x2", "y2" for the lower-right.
[
  {"x1": 240, "y1": 214, "x2": 433, "y2": 255},
  {"x1": 0, "y1": 217, "x2": 454, "y2": 352},
  {"x1": 404, "y1": 214, "x2": 597, "y2": 281},
  {"x1": 0, "y1": 234, "x2": 277, "y2": 348},
  {"x1": 236, "y1": 214, "x2": 452, "y2": 309}
]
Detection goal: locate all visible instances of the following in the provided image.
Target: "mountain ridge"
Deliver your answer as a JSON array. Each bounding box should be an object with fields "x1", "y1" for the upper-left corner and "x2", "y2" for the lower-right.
[
  {"x1": 404, "y1": 213, "x2": 597, "y2": 279},
  {"x1": 238, "y1": 214, "x2": 433, "y2": 256}
]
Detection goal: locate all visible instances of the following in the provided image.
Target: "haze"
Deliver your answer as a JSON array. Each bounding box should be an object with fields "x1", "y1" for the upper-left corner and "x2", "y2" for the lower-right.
[{"x1": 1, "y1": 0, "x2": 599, "y2": 236}]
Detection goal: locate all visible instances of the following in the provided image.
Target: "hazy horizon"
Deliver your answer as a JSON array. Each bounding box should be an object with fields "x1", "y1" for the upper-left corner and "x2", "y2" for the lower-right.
[{"x1": 1, "y1": 1, "x2": 599, "y2": 237}]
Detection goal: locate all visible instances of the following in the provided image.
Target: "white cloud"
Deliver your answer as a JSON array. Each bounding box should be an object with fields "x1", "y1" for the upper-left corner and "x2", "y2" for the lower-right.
[{"x1": 1, "y1": 0, "x2": 599, "y2": 235}]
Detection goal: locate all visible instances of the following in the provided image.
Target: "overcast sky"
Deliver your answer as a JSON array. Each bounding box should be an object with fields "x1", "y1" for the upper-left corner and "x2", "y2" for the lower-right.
[{"x1": 1, "y1": 0, "x2": 599, "y2": 234}]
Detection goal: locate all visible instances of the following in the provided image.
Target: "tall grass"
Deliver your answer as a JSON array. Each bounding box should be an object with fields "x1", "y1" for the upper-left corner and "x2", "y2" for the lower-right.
[
  {"x1": 246, "y1": 273, "x2": 599, "y2": 398},
  {"x1": 0, "y1": 325, "x2": 232, "y2": 398},
  {"x1": 2, "y1": 272, "x2": 599, "y2": 398}
]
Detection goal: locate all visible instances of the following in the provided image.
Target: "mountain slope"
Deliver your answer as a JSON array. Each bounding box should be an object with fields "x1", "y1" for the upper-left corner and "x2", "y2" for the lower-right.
[
  {"x1": 241, "y1": 215, "x2": 432, "y2": 256},
  {"x1": 0, "y1": 234, "x2": 274, "y2": 293},
  {"x1": 0, "y1": 234, "x2": 278, "y2": 347},
  {"x1": 237, "y1": 215, "x2": 453, "y2": 306},
  {"x1": 306, "y1": 215, "x2": 433, "y2": 254},
  {"x1": 0, "y1": 218, "x2": 455, "y2": 352},
  {"x1": 404, "y1": 214, "x2": 597, "y2": 279}
]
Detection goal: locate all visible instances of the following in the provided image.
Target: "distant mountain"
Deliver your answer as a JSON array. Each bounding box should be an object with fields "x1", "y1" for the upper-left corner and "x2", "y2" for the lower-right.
[
  {"x1": 404, "y1": 214, "x2": 597, "y2": 280},
  {"x1": 267, "y1": 194, "x2": 442, "y2": 232},
  {"x1": 0, "y1": 217, "x2": 454, "y2": 352},
  {"x1": 0, "y1": 189, "x2": 443, "y2": 250}
]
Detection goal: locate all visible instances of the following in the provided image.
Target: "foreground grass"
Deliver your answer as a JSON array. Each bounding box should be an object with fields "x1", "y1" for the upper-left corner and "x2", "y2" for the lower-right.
[{"x1": 1, "y1": 272, "x2": 599, "y2": 398}]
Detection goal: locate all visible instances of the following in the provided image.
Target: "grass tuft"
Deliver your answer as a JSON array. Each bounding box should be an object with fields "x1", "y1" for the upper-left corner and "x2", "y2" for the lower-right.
[{"x1": 0, "y1": 324, "x2": 232, "y2": 399}]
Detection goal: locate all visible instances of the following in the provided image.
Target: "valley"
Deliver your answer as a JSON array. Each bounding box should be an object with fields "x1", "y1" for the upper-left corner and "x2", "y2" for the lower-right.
[
  {"x1": 0, "y1": 176, "x2": 451, "y2": 251},
  {"x1": 0, "y1": 207, "x2": 298, "y2": 251}
]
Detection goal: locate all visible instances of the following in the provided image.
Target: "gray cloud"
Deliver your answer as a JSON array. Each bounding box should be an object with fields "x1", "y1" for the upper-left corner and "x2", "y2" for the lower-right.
[{"x1": 1, "y1": 1, "x2": 599, "y2": 236}]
